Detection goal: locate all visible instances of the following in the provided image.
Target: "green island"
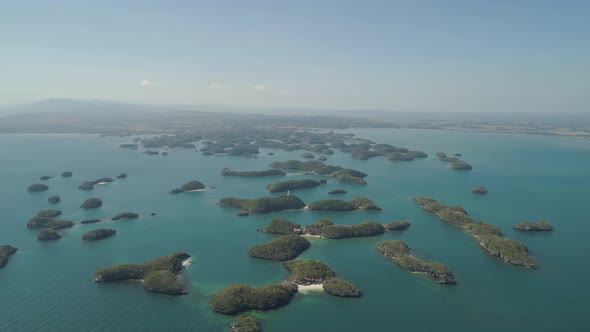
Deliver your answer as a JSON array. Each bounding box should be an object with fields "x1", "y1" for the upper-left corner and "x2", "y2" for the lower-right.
[
  {"x1": 81, "y1": 198, "x2": 103, "y2": 209},
  {"x1": 222, "y1": 168, "x2": 286, "y2": 177},
  {"x1": 413, "y1": 197, "x2": 536, "y2": 268},
  {"x1": 258, "y1": 218, "x2": 302, "y2": 235},
  {"x1": 111, "y1": 212, "x2": 139, "y2": 220},
  {"x1": 61, "y1": 171, "x2": 73, "y2": 177},
  {"x1": 82, "y1": 229, "x2": 117, "y2": 241},
  {"x1": 40, "y1": 175, "x2": 52, "y2": 180},
  {"x1": 328, "y1": 189, "x2": 347, "y2": 195},
  {"x1": 0, "y1": 245, "x2": 17, "y2": 269},
  {"x1": 94, "y1": 252, "x2": 191, "y2": 295},
  {"x1": 384, "y1": 220, "x2": 411, "y2": 231},
  {"x1": 37, "y1": 209, "x2": 62, "y2": 218},
  {"x1": 37, "y1": 229, "x2": 62, "y2": 241},
  {"x1": 231, "y1": 315, "x2": 261, "y2": 332},
  {"x1": 513, "y1": 221, "x2": 553, "y2": 232},
  {"x1": 284, "y1": 260, "x2": 362, "y2": 297},
  {"x1": 386, "y1": 152, "x2": 415, "y2": 161},
  {"x1": 27, "y1": 183, "x2": 49, "y2": 192},
  {"x1": 435, "y1": 152, "x2": 472, "y2": 170},
  {"x1": 322, "y1": 278, "x2": 362, "y2": 297},
  {"x1": 209, "y1": 283, "x2": 298, "y2": 315},
  {"x1": 247, "y1": 235, "x2": 310, "y2": 261},
  {"x1": 377, "y1": 240, "x2": 457, "y2": 284},
  {"x1": 27, "y1": 217, "x2": 74, "y2": 229},
  {"x1": 170, "y1": 180, "x2": 206, "y2": 194},
  {"x1": 307, "y1": 196, "x2": 381, "y2": 211},
  {"x1": 265, "y1": 179, "x2": 320, "y2": 193},
  {"x1": 269, "y1": 160, "x2": 367, "y2": 184},
  {"x1": 78, "y1": 177, "x2": 115, "y2": 190},
  {"x1": 472, "y1": 186, "x2": 488, "y2": 194},
  {"x1": 219, "y1": 195, "x2": 306, "y2": 214},
  {"x1": 48, "y1": 195, "x2": 61, "y2": 204},
  {"x1": 116, "y1": 173, "x2": 127, "y2": 179},
  {"x1": 303, "y1": 220, "x2": 384, "y2": 239}
]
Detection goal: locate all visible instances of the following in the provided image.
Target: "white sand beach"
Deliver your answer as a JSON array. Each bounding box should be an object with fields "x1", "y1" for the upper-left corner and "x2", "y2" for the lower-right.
[
  {"x1": 297, "y1": 283, "x2": 324, "y2": 293},
  {"x1": 182, "y1": 257, "x2": 193, "y2": 267}
]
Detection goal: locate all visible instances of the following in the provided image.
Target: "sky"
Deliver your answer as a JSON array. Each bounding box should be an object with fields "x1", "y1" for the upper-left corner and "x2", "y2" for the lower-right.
[{"x1": 1, "y1": 0, "x2": 589, "y2": 112}]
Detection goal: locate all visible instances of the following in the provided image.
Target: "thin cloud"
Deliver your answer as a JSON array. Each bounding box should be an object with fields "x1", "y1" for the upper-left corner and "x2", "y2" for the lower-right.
[
  {"x1": 139, "y1": 80, "x2": 153, "y2": 87},
  {"x1": 252, "y1": 84, "x2": 265, "y2": 91},
  {"x1": 210, "y1": 82, "x2": 225, "y2": 89},
  {"x1": 280, "y1": 89, "x2": 289, "y2": 95}
]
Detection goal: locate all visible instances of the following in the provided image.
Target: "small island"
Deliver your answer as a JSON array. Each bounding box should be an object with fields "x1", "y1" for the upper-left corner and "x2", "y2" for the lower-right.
[
  {"x1": 222, "y1": 168, "x2": 286, "y2": 177},
  {"x1": 323, "y1": 278, "x2": 362, "y2": 297},
  {"x1": 27, "y1": 217, "x2": 74, "y2": 229},
  {"x1": 307, "y1": 197, "x2": 381, "y2": 211},
  {"x1": 27, "y1": 183, "x2": 49, "y2": 192},
  {"x1": 40, "y1": 175, "x2": 52, "y2": 180},
  {"x1": 377, "y1": 240, "x2": 456, "y2": 284},
  {"x1": 0, "y1": 245, "x2": 17, "y2": 269},
  {"x1": 37, "y1": 209, "x2": 62, "y2": 218},
  {"x1": 170, "y1": 180, "x2": 206, "y2": 194},
  {"x1": 303, "y1": 220, "x2": 384, "y2": 239},
  {"x1": 81, "y1": 219, "x2": 102, "y2": 224},
  {"x1": 116, "y1": 173, "x2": 127, "y2": 179},
  {"x1": 219, "y1": 195, "x2": 306, "y2": 214},
  {"x1": 209, "y1": 282, "x2": 298, "y2": 315},
  {"x1": 270, "y1": 160, "x2": 367, "y2": 185},
  {"x1": 265, "y1": 179, "x2": 320, "y2": 193},
  {"x1": 258, "y1": 218, "x2": 301, "y2": 235},
  {"x1": 82, "y1": 229, "x2": 117, "y2": 241},
  {"x1": 81, "y1": 198, "x2": 103, "y2": 209},
  {"x1": 94, "y1": 252, "x2": 191, "y2": 295},
  {"x1": 37, "y1": 229, "x2": 62, "y2": 241},
  {"x1": 513, "y1": 221, "x2": 553, "y2": 232},
  {"x1": 328, "y1": 189, "x2": 347, "y2": 195},
  {"x1": 284, "y1": 260, "x2": 362, "y2": 297},
  {"x1": 78, "y1": 181, "x2": 95, "y2": 190},
  {"x1": 61, "y1": 171, "x2": 73, "y2": 177},
  {"x1": 231, "y1": 315, "x2": 261, "y2": 332},
  {"x1": 472, "y1": 186, "x2": 488, "y2": 194},
  {"x1": 48, "y1": 195, "x2": 61, "y2": 204},
  {"x1": 111, "y1": 212, "x2": 139, "y2": 220},
  {"x1": 247, "y1": 235, "x2": 310, "y2": 261},
  {"x1": 384, "y1": 220, "x2": 411, "y2": 231}
]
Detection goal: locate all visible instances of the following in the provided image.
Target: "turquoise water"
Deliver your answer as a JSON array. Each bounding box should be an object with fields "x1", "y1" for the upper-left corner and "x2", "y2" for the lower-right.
[{"x1": 0, "y1": 129, "x2": 589, "y2": 332}]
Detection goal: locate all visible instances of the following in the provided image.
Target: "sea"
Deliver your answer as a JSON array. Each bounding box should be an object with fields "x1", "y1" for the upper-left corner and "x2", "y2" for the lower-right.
[{"x1": 0, "y1": 129, "x2": 588, "y2": 332}]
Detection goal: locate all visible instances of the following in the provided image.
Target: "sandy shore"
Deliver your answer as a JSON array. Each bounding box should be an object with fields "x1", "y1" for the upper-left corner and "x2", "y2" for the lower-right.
[
  {"x1": 302, "y1": 234, "x2": 323, "y2": 239},
  {"x1": 95, "y1": 182, "x2": 110, "y2": 185},
  {"x1": 182, "y1": 257, "x2": 193, "y2": 267},
  {"x1": 186, "y1": 188, "x2": 208, "y2": 192},
  {"x1": 297, "y1": 283, "x2": 324, "y2": 293}
]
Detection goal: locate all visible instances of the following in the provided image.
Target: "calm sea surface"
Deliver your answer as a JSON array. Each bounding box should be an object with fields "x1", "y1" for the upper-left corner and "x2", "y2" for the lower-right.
[{"x1": 0, "y1": 129, "x2": 589, "y2": 332}]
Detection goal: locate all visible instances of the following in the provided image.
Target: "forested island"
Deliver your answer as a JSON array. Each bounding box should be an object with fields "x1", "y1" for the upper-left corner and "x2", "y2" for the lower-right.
[
  {"x1": 472, "y1": 186, "x2": 488, "y2": 194},
  {"x1": 247, "y1": 235, "x2": 310, "y2": 261},
  {"x1": 384, "y1": 221, "x2": 411, "y2": 231},
  {"x1": 37, "y1": 229, "x2": 62, "y2": 241},
  {"x1": 37, "y1": 209, "x2": 62, "y2": 218},
  {"x1": 307, "y1": 197, "x2": 381, "y2": 211},
  {"x1": 222, "y1": 168, "x2": 286, "y2": 177},
  {"x1": 377, "y1": 240, "x2": 456, "y2": 284},
  {"x1": 265, "y1": 179, "x2": 320, "y2": 193},
  {"x1": 270, "y1": 160, "x2": 367, "y2": 185},
  {"x1": 170, "y1": 180, "x2": 206, "y2": 194},
  {"x1": 328, "y1": 189, "x2": 347, "y2": 195},
  {"x1": 413, "y1": 197, "x2": 536, "y2": 268},
  {"x1": 258, "y1": 218, "x2": 301, "y2": 235},
  {"x1": 209, "y1": 283, "x2": 298, "y2": 315},
  {"x1": 284, "y1": 260, "x2": 362, "y2": 297},
  {"x1": 303, "y1": 220, "x2": 384, "y2": 239},
  {"x1": 94, "y1": 252, "x2": 191, "y2": 295},
  {"x1": 513, "y1": 222, "x2": 553, "y2": 232},
  {"x1": 48, "y1": 195, "x2": 61, "y2": 204},
  {"x1": 111, "y1": 212, "x2": 139, "y2": 220},
  {"x1": 27, "y1": 183, "x2": 48, "y2": 192},
  {"x1": 27, "y1": 217, "x2": 74, "y2": 230},
  {"x1": 0, "y1": 245, "x2": 17, "y2": 268},
  {"x1": 231, "y1": 315, "x2": 261, "y2": 332},
  {"x1": 82, "y1": 229, "x2": 117, "y2": 241},
  {"x1": 81, "y1": 198, "x2": 103, "y2": 209},
  {"x1": 219, "y1": 195, "x2": 306, "y2": 214},
  {"x1": 435, "y1": 153, "x2": 473, "y2": 170},
  {"x1": 61, "y1": 171, "x2": 73, "y2": 177}
]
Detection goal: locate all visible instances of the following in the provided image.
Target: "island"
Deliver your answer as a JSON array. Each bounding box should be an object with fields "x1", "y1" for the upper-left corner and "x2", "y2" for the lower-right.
[
  {"x1": 377, "y1": 240, "x2": 457, "y2": 284},
  {"x1": 386, "y1": 152, "x2": 414, "y2": 161},
  {"x1": 513, "y1": 221, "x2": 553, "y2": 232},
  {"x1": 472, "y1": 186, "x2": 488, "y2": 194},
  {"x1": 413, "y1": 197, "x2": 536, "y2": 268},
  {"x1": 318, "y1": 155, "x2": 327, "y2": 161},
  {"x1": 265, "y1": 179, "x2": 320, "y2": 193},
  {"x1": 209, "y1": 282, "x2": 298, "y2": 315},
  {"x1": 37, "y1": 209, "x2": 62, "y2": 218},
  {"x1": 323, "y1": 278, "x2": 362, "y2": 297},
  {"x1": 231, "y1": 315, "x2": 261, "y2": 332},
  {"x1": 48, "y1": 195, "x2": 61, "y2": 204},
  {"x1": 219, "y1": 195, "x2": 306, "y2": 214},
  {"x1": 27, "y1": 217, "x2": 74, "y2": 229},
  {"x1": 116, "y1": 173, "x2": 127, "y2": 179},
  {"x1": 40, "y1": 175, "x2": 52, "y2": 180},
  {"x1": 304, "y1": 220, "x2": 384, "y2": 239},
  {"x1": 94, "y1": 252, "x2": 191, "y2": 295},
  {"x1": 82, "y1": 229, "x2": 117, "y2": 241},
  {"x1": 111, "y1": 212, "x2": 139, "y2": 220},
  {"x1": 269, "y1": 160, "x2": 367, "y2": 184},
  {"x1": 37, "y1": 229, "x2": 62, "y2": 241},
  {"x1": 307, "y1": 196, "x2": 381, "y2": 211},
  {"x1": 81, "y1": 198, "x2": 103, "y2": 209},
  {"x1": 284, "y1": 260, "x2": 362, "y2": 297},
  {"x1": 302, "y1": 152, "x2": 315, "y2": 159},
  {"x1": 384, "y1": 220, "x2": 411, "y2": 231},
  {"x1": 81, "y1": 219, "x2": 102, "y2": 224},
  {"x1": 318, "y1": 179, "x2": 327, "y2": 184},
  {"x1": 27, "y1": 183, "x2": 49, "y2": 192},
  {"x1": 170, "y1": 180, "x2": 206, "y2": 194},
  {"x1": 78, "y1": 181, "x2": 95, "y2": 190},
  {"x1": 118, "y1": 143, "x2": 138, "y2": 149},
  {"x1": 0, "y1": 245, "x2": 17, "y2": 269},
  {"x1": 435, "y1": 152, "x2": 473, "y2": 170},
  {"x1": 247, "y1": 235, "x2": 310, "y2": 261},
  {"x1": 328, "y1": 189, "x2": 347, "y2": 195},
  {"x1": 258, "y1": 218, "x2": 301, "y2": 235},
  {"x1": 222, "y1": 168, "x2": 286, "y2": 177},
  {"x1": 61, "y1": 171, "x2": 73, "y2": 177}
]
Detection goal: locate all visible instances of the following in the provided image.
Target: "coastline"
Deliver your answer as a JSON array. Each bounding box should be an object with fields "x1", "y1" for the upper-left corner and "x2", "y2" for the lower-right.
[{"x1": 297, "y1": 283, "x2": 324, "y2": 293}]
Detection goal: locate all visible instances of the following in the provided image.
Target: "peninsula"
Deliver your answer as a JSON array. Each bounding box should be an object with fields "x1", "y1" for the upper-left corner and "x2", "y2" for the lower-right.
[
  {"x1": 219, "y1": 195, "x2": 306, "y2": 214},
  {"x1": 258, "y1": 218, "x2": 302, "y2": 235}
]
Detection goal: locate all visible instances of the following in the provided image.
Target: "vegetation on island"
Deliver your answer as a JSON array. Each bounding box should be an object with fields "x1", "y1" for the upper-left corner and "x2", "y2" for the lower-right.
[
  {"x1": 116, "y1": 173, "x2": 127, "y2": 179},
  {"x1": 265, "y1": 179, "x2": 320, "y2": 193},
  {"x1": 78, "y1": 181, "x2": 95, "y2": 190},
  {"x1": 0, "y1": 245, "x2": 17, "y2": 269},
  {"x1": 81, "y1": 198, "x2": 103, "y2": 209},
  {"x1": 48, "y1": 195, "x2": 61, "y2": 204},
  {"x1": 302, "y1": 152, "x2": 315, "y2": 159},
  {"x1": 170, "y1": 180, "x2": 205, "y2": 194},
  {"x1": 259, "y1": 218, "x2": 302, "y2": 235},
  {"x1": 231, "y1": 315, "x2": 261, "y2": 332},
  {"x1": 111, "y1": 212, "x2": 139, "y2": 220},
  {"x1": 40, "y1": 175, "x2": 52, "y2": 180},
  {"x1": 328, "y1": 189, "x2": 347, "y2": 195},
  {"x1": 513, "y1": 222, "x2": 553, "y2": 232},
  {"x1": 323, "y1": 278, "x2": 362, "y2": 297},
  {"x1": 311, "y1": 221, "x2": 385, "y2": 239},
  {"x1": 384, "y1": 220, "x2": 411, "y2": 231},
  {"x1": 219, "y1": 195, "x2": 306, "y2": 214},
  {"x1": 209, "y1": 282, "x2": 298, "y2": 315},
  {"x1": 37, "y1": 209, "x2": 62, "y2": 218},
  {"x1": 307, "y1": 197, "x2": 381, "y2": 211},
  {"x1": 27, "y1": 183, "x2": 49, "y2": 192},
  {"x1": 27, "y1": 217, "x2": 74, "y2": 229},
  {"x1": 413, "y1": 197, "x2": 536, "y2": 268},
  {"x1": 386, "y1": 152, "x2": 414, "y2": 161},
  {"x1": 37, "y1": 229, "x2": 62, "y2": 241},
  {"x1": 94, "y1": 252, "x2": 190, "y2": 295},
  {"x1": 81, "y1": 219, "x2": 101, "y2": 224},
  {"x1": 247, "y1": 235, "x2": 310, "y2": 261},
  {"x1": 377, "y1": 240, "x2": 457, "y2": 284},
  {"x1": 270, "y1": 160, "x2": 367, "y2": 184},
  {"x1": 222, "y1": 168, "x2": 286, "y2": 177},
  {"x1": 472, "y1": 186, "x2": 488, "y2": 194},
  {"x1": 61, "y1": 171, "x2": 73, "y2": 177},
  {"x1": 435, "y1": 153, "x2": 472, "y2": 170},
  {"x1": 82, "y1": 229, "x2": 117, "y2": 241},
  {"x1": 283, "y1": 260, "x2": 362, "y2": 297}
]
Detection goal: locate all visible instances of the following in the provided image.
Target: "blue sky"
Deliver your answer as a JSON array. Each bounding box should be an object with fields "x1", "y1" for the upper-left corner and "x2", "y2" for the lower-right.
[{"x1": 1, "y1": 0, "x2": 589, "y2": 112}]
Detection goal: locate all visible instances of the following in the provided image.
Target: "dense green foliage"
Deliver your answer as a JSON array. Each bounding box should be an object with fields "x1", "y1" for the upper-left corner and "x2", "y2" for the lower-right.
[
  {"x1": 0, "y1": 245, "x2": 17, "y2": 269},
  {"x1": 265, "y1": 179, "x2": 320, "y2": 193},
  {"x1": 513, "y1": 222, "x2": 553, "y2": 232},
  {"x1": 48, "y1": 195, "x2": 61, "y2": 204},
  {"x1": 350, "y1": 197, "x2": 382, "y2": 210},
  {"x1": 27, "y1": 183, "x2": 48, "y2": 192},
  {"x1": 320, "y1": 221, "x2": 385, "y2": 239},
  {"x1": 307, "y1": 199, "x2": 355, "y2": 211},
  {"x1": 111, "y1": 212, "x2": 139, "y2": 220},
  {"x1": 81, "y1": 219, "x2": 101, "y2": 224},
  {"x1": 328, "y1": 189, "x2": 347, "y2": 195},
  {"x1": 81, "y1": 198, "x2": 103, "y2": 209},
  {"x1": 222, "y1": 168, "x2": 286, "y2": 177},
  {"x1": 304, "y1": 218, "x2": 334, "y2": 235},
  {"x1": 384, "y1": 221, "x2": 411, "y2": 231},
  {"x1": 323, "y1": 278, "x2": 362, "y2": 297},
  {"x1": 82, "y1": 229, "x2": 117, "y2": 241},
  {"x1": 386, "y1": 152, "x2": 414, "y2": 161},
  {"x1": 377, "y1": 240, "x2": 456, "y2": 284},
  {"x1": 209, "y1": 283, "x2": 298, "y2": 315},
  {"x1": 37, "y1": 209, "x2": 62, "y2": 218},
  {"x1": 479, "y1": 236, "x2": 536, "y2": 268},
  {"x1": 283, "y1": 260, "x2": 335, "y2": 281},
  {"x1": 40, "y1": 175, "x2": 52, "y2": 180},
  {"x1": 37, "y1": 229, "x2": 62, "y2": 241},
  {"x1": 247, "y1": 235, "x2": 310, "y2": 261},
  {"x1": 170, "y1": 180, "x2": 205, "y2": 194},
  {"x1": 26, "y1": 217, "x2": 74, "y2": 229},
  {"x1": 143, "y1": 270, "x2": 187, "y2": 295},
  {"x1": 231, "y1": 315, "x2": 261, "y2": 332},
  {"x1": 270, "y1": 160, "x2": 368, "y2": 184},
  {"x1": 219, "y1": 195, "x2": 306, "y2": 214},
  {"x1": 259, "y1": 218, "x2": 301, "y2": 235}
]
